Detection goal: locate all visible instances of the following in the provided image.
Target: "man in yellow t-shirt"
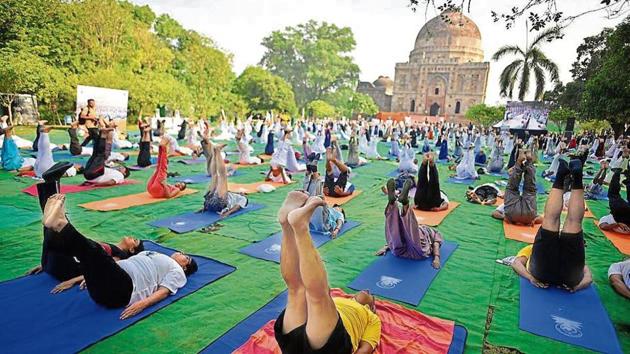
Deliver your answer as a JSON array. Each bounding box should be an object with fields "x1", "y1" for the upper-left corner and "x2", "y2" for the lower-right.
[
  {"x1": 511, "y1": 157, "x2": 592, "y2": 292},
  {"x1": 275, "y1": 191, "x2": 381, "y2": 354}
]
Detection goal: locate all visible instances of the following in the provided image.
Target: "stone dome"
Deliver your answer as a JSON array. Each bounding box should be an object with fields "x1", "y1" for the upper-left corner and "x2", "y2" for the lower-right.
[
  {"x1": 411, "y1": 11, "x2": 484, "y2": 63},
  {"x1": 373, "y1": 76, "x2": 394, "y2": 94}
]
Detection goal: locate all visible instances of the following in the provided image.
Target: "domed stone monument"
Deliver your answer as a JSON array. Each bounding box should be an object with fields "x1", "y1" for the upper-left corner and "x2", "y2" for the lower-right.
[
  {"x1": 392, "y1": 10, "x2": 489, "y2": 116},
  {"x1": 358, "y1": 10, "x2": 489, "y2": 116}
]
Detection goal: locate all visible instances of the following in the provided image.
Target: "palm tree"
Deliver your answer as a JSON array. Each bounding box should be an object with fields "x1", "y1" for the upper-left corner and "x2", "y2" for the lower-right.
[{"x1": 492, "y1": 27, "x2": 561, "y2": 101}]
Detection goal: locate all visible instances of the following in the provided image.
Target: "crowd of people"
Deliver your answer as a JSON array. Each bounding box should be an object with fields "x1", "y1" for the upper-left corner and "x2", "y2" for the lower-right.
[{"x1": 1, "y1": 98, "x2": 629, "y2": 353}]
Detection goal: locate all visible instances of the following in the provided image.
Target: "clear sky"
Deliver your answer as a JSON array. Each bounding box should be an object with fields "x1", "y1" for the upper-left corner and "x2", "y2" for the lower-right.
[{"x1": 131, "y1": 0, "x2": 624, "y2": 105}]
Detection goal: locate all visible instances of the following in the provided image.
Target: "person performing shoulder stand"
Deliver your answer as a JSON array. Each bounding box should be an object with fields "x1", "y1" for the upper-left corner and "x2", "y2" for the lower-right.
[
  {"x1": 511, "y1": 157, "x2": 592, "y2": 292},
  {"x1": 275, "y1": 191, "x2": 381, "y2": 353},
  {"x1": 377, "y1": 178, "x2": 443, "y2": 269},
  {"x1": 146, "y1": 136, "x2": 187, "y2": 199},
  {"x1": 414, "y1": 153, "x2": 449, "y2": 212},
  {"x1": 41, "y1": 193, "x2": 197, "y2": 319},
  {"x1": 202, "y1": 142, "x2": 248, "y2": 218},
  {"x1": 492, "y1": 150, "x2": 542, "y2": 224}
]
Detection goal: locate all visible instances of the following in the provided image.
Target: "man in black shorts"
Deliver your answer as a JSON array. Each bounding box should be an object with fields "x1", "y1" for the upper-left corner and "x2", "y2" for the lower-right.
[
  {"x1": 323, "y1": 146, "x2": 353, "y2": 198},
  {"x1": 511, "y1": 158, "x2": 592, "y2": 291},
  {"x1": 275, "y1": 192, "x2": 381, "y2": 353}
]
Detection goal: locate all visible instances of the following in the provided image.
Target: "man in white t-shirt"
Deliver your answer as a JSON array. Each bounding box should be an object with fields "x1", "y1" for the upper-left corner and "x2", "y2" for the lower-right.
[
  {"x1": 42, "y1": 194, "x2": 198, "y2": 319},
  {"x1": 608, "y1": 260, "x2": 630, "y2": 299}
]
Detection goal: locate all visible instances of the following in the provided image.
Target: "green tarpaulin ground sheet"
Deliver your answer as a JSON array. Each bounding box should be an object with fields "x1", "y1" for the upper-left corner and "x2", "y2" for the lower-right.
[{"x1": 0, "y1": 126, "x2": 628, "y2": 353}]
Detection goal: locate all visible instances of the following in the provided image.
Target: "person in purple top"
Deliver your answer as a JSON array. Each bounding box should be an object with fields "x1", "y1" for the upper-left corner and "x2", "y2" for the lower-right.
[{"x1": 376, "y1": 178, "x2": 443, "y2": 269}]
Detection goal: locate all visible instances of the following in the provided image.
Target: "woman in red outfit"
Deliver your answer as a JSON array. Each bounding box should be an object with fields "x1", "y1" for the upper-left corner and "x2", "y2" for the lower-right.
[{"x1": 147, "y1": 136, "x2": 187, "y2": 198}]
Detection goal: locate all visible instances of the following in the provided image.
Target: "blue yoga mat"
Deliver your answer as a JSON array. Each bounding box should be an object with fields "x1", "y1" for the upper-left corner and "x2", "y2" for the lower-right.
[
  {"x1": 0, "y1": 241, "x2": 235, "y2": 354},
  {"x1": 128, "y1": 157, "x2": 158, "y2": 171},
  {"x1": 518, "y1": 182, "x2": 547, "y2": 195},
  {"x1": 447, "y1": 177, "x2": 476, "y2": 185},
  {"x1": 52, "y1": 151, "x2": 89, "y2": 160},
  {"x1": 171, "y1": 170, "x2": 241, "y2": 184},
  {"x1": 519, "y1": 277, "x2": 622, "y2": 353},
  {"x1": 177, "y1": 157, "x2": 206, "y2": 165},
  {"x1": 148, "y1": 203, "x2": 265, "y2": 233},
  {"x1": 200, "y1": 289, "x2": 467, "y2": 354},
  {"x1": 239, "y1": 220, "x2": 361, "y2": 263},
  {"x1": 348, "y1": 241, "x2": 458, "y2": 306},
  {"x1": 488, "y1": 171, "x2": 509, "y2": 179},
  {"x1": 587, "y1": 190, "x2": 609, "y2": 201}
]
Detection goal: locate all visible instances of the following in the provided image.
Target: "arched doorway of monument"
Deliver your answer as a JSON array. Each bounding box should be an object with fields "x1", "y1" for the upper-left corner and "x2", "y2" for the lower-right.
[{"x1": 429, "y1": 102, "x2": 440, "y2": 116}]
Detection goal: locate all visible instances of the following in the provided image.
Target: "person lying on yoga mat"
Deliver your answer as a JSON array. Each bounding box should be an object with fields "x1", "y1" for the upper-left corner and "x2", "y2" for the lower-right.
[
  {"x1": 137, "y1": 116, "x2": 153, "y2": 167},
  {"x1": 585, "y1": 159, "x2": 610, "y2": 200},
  {"x1": 492, "y1": 151, "x2": 542, "y2": 225},
  {"x1": 41, "y1": 194, "x2": 197, "y2": 319},
  {"x1": 511, "y1": 158, "x2": 593, "y2": 292},
  {"x1": 265, "y1": 164, "x2": 292, "y2": 184},
  {"x1": 309, "y1": 203, "x2": 346, "y2": 239},
  {"x1": 608, "y1": 259, "x2": 630, "y2": 299},
  {"x1": 147, "y1": 136, "x2": 187, "y2": 199},
  {"x1": 323, "y1": 146, "x2": 354, "y2": 198},
  {"x1": 275, "y1": 191, "x2": 381, "y2": 354},
  {"x1": 25, "y1": 164, "x2": 144, "y2": 289},
  {"x1": 466, "y1": 183, "x2": 503, "y2": 205},
  {"x1": 84, "y1": 128, "x2": 130, "y2": 186},
  {"x1": 1, "y1": 126, "x2": 36, "y2": 171},
  {"x1": 202, "y1": 142, "x2": 248, "y2": 218},
  {"x1": 414, "y1": 153, "x2": 449, "y2": 212},
  {"x1": 377, "y1": 179, "x2": 443, "y2": 269},
  {"x1": 598, "y1": 168, "x2": 630, "y2": 234},
  {"x1": 68, "y1": 121, "x2": 93, "y2": 156}
]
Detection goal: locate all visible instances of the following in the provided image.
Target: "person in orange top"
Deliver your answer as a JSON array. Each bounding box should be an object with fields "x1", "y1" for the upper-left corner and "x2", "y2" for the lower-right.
[{"x1": 147, "y1": 136, "x2": 186, "y2": 198}]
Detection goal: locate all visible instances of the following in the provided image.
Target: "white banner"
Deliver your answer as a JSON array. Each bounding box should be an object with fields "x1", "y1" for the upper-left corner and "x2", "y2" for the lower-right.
[{"x1": 76, "y1": 85, "x2": 128, "y2": 120}]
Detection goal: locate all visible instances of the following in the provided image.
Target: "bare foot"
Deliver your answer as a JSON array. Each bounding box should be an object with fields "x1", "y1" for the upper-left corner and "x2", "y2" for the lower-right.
[
  {"x1": 287, "y1": 196, "x2": 326, "y2": 231},
  {"x1": 432, "y1": 257, "x2": 441, "y2": 269},
  {"x1": 278, "y1": 191, "x2": 309, "y2": 224},
  {"x1": 43, "y1": 194, "x2": 68, "y2": 232}
]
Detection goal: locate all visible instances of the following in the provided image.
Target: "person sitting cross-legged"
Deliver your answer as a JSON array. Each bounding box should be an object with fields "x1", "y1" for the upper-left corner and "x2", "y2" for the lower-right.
[
  {"x1": 41, "y1": 194, "x2": 197, "y2": 319},
  {"x1": 511, "y1": 158, "x2": 593, "y2": 292},
  {"x1": 377, "y1": 178, "x2": 443, "y2": 269},
  {"x1": 274, "y1": 191, "x2": 381, "y2": 353},
  {"x1": 146, "y1": 136, "x2": 187, "y2": 199}
]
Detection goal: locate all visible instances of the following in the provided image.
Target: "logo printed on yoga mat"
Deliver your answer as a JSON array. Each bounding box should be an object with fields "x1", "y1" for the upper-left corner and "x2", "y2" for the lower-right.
[
  {"x1": 551, "y1": 315, "x2": 583, "y2": 338},
  {"x1": 265, "y1": 244, "x2": 281, "y2": 254},
  {"x1": 376, "y1": 276, "x2": 402, "y2": 289}
]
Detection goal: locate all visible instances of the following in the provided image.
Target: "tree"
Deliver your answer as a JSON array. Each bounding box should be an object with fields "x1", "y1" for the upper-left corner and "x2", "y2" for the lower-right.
[
  {"x1": 492, "y1": 27, "x2": 561, "y2": 101},
  {"x1": 0, "y1": 48, "x2": 62, "y2": 124},
  {"x1": 464, "y1": 103, "x2": 505, "y2": 126},
  {"x1": 547, "y1": 107, "x2": 576, "y2": 134},
  {"x1": 407, "y1": 1, "x2": 629, "y2": 32},
  {"x1": 307, "y1": 100, "x2": 336, "y2": 118},
  {"x1": 260, "y1": 20, "x2": 360, "y2": 107},
  {"x1": 581, "y1": 18, "x2": 630, "y2": 136},
  {"x1": 0, "y1": 0, "x2": 237, "y2": 123},
  {"x1": 233, "y1": 66, "x2": 297, "y2": 115},
  {"x1": 323, "y1": 88, "x2": 378, "y2": 118}
]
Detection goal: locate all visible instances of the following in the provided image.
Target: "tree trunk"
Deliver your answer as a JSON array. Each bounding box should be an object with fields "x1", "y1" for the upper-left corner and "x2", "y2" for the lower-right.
[{"x1": 611, "y1": 122, "x2": 624, "y2": 137}]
